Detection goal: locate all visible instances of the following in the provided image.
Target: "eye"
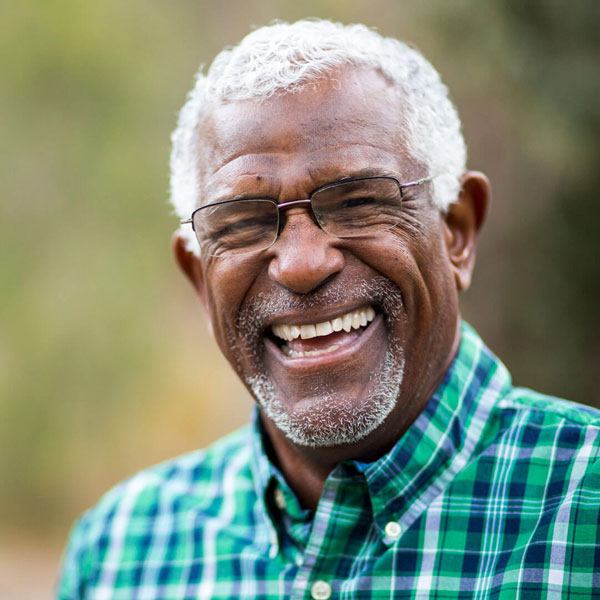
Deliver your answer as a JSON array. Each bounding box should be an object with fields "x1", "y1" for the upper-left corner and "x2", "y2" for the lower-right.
[
  {"x1": 196, "y1": 199, "x2": 279, "y2": 256},
  {"x1": 342, "y1": 196, "x2": 377, "y2": 208},
  {"x1": 213, "y1": 214, "x2": 273, "y2": 238}
]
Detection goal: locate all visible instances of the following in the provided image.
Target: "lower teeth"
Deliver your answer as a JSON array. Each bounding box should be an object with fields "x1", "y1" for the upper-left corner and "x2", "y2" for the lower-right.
[{"x1": 283, "y1": 344, "x2": 340, "y2": 358}]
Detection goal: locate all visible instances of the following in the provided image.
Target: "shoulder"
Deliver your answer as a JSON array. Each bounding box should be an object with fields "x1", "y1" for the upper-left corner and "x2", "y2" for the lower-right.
[
  {"x1": 499, "y1": 387, "x2": 600, "y2": 428},
  {"x1": 487, "y1": 387, "x2": 600, "y2": 472},
  {"x1": 56, "y1": 426, "x2": 255, "y2": 597},
  {"x1": 90, "y1": 424, "x2": 255, "y2": 522},
  {"x1": 497, "y1": 387, "x2": 600, "y2": 447}
]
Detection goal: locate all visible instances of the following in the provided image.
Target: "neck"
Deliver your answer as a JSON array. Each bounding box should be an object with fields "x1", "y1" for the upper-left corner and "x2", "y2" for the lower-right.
[{"x1": 260, "y1": 402, "x2": 425, "y2": 511}]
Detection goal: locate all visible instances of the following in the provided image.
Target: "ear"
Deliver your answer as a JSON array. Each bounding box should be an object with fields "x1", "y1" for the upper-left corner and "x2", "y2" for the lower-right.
[
  {"x1": 443, "y1": 171, "x2": 490, "y2": 291},
  {"x1": 172, "y1": 233, "x2": 214, "y2": 336}
]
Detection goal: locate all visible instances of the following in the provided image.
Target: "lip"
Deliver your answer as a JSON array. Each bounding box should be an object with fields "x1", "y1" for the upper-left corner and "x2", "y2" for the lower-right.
[{"x1": 265, "y1": 312, "x2": 385, "y2": 370}]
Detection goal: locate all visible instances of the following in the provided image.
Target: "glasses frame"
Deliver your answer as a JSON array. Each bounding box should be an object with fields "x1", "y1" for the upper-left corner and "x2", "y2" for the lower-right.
[{"x1": 180, "y1": 175, "x2": 432, "y2": 257}]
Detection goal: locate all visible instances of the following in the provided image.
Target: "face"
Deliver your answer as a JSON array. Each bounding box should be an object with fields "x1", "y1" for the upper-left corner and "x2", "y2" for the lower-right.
[{"x1": 176, "y1": 68, "x2": 483, "y2": 460}]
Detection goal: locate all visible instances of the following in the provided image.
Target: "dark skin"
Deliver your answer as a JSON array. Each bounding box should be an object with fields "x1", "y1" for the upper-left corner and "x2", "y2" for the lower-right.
[{"x1": 174, "y1": 68, "x2": 489, "y2": 510}]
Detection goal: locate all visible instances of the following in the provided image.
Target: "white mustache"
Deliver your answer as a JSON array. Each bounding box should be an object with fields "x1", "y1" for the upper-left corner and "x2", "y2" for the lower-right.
[{"x1": 236, "y1": 276, "x2": 405, "y2": 350}]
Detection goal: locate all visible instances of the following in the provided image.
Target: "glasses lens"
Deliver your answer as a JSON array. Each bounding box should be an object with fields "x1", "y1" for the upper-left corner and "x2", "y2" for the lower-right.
[
  {"x1": 311, "y1": 178, "x2": 403, "y2": 238},
  {"x1": 193, "y1": 199, "x2": 279, "y2": 257}
]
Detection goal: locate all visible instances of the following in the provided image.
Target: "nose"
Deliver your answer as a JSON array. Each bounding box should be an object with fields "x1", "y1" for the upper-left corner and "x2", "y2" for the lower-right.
[{"x1": 267, "y1": 209, "x2": 345, "y2": 294}]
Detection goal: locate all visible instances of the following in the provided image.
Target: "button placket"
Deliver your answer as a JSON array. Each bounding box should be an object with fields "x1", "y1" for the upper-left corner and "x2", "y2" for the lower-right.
[{"x1": 289, "y1": 474, "x2": 342, "y2": 600}]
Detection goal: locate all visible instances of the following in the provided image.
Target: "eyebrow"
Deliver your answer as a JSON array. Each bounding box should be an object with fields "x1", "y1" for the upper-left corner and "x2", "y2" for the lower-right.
[{"x1": 334, "y1": 167, "x2": 397, "y2": 181}]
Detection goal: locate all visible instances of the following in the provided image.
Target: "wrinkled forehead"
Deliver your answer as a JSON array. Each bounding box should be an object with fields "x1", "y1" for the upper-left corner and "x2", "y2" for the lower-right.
[{"x1": 194, "y1": 67, "x2": 422, "y2": 197}]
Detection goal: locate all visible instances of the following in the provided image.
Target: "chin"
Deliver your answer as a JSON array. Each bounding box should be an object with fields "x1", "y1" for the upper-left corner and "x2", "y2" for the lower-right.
[
  {"x1": 248, "y1": 349, "x2": 405, "y2": 448},
  {"x1": 233, "y1": 275, "x2": 409, "y2": 447}
]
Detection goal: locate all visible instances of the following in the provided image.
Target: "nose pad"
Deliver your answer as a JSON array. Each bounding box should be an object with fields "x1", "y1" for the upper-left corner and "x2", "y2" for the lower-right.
[{"x1": 268, "y1": 210, "x2": 344, "y2": 294}]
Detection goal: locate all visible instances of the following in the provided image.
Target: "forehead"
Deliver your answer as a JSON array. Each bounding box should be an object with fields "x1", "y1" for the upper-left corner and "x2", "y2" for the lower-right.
[{"x1": 196, "y1": 68, "x2": 419, "y2": 203}]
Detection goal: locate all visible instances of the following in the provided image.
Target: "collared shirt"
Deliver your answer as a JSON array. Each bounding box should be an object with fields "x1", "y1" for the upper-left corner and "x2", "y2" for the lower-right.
[{"x1": 57, "y1": 323, "x2": 600, "y2": 599}]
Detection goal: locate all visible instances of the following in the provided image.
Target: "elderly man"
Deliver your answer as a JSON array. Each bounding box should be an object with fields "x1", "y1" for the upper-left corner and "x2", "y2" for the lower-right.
[{"x1": 58, "y1": 20, "x2": 600, "y2": 599}]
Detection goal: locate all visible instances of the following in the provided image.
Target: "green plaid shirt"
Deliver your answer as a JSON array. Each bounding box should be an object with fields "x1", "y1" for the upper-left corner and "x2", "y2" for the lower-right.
[{"x1": 57, "y1": 323, "x2": 600, "y2": 599}]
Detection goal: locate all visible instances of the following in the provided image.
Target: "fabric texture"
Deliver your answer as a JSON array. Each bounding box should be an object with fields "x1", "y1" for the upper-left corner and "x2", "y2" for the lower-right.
[{"x1": 57, "y1": 323, "x2": 600, "y2": 599}]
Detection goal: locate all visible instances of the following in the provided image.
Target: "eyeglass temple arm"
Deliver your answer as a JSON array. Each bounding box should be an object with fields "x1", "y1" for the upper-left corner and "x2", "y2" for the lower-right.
[{"x1": 401, "y1": 176, "x2": 433, "y2": 190}]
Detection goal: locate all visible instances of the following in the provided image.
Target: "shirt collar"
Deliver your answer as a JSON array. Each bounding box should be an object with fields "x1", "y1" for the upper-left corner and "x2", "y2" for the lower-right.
[{"x1": 250, "y1": 321, "x2": 513, "y2": 538}]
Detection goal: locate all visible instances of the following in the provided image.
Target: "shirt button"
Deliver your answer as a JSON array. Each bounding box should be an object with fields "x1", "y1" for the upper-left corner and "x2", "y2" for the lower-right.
[
  {"x1": 385, "y1": 521, "x2": 402, "y2": 539},
  {"x1": 311, "y1": 580, "x2": 332, "y2": 600},
  {"x1": 274, "y1": 488, "x2": 286, "y2": 510}
]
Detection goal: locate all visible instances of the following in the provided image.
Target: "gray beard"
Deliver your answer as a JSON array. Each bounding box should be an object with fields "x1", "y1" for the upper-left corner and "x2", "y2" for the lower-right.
[{"x1": 235, "y1": 277, "x2": 406, "y2": 448}]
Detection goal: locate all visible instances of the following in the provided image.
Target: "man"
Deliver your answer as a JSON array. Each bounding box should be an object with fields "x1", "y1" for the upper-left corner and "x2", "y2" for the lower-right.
[{"x1": 58, "y1": 19, "x2": 600, "y2": 599}]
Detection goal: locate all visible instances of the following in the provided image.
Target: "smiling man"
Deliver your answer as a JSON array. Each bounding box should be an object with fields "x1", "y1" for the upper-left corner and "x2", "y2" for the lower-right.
[{"x1": 58, "y1": 20, "x2": 600, "y2": 600}]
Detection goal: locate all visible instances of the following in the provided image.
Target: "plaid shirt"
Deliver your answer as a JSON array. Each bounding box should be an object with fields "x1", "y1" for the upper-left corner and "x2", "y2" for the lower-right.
[{"x1": 57, "y1": 323, "x2": 600, "y2": 599}]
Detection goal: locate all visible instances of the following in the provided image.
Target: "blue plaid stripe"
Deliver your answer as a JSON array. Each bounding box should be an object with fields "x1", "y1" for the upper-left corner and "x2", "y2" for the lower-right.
[{"x1": 57, "y1": 322, "x2": 600, "y2": 599}]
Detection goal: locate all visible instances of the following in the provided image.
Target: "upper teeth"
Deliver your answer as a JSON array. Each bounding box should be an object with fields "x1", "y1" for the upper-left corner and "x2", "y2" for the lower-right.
[{"x1": 271, "y1": 306, "x2": 376, "y2": 341}]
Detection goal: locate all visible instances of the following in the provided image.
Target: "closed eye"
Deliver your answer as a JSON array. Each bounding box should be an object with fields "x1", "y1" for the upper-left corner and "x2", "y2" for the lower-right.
[{"x1": 341, "y1": 196, "x2": 378, "y2": 208}]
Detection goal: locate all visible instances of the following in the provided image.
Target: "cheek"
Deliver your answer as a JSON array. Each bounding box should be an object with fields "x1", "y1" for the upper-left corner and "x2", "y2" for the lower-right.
[
  {"x1": 411, "y1": 231, "x2": 455, "y2": 305},
  {"x1": 368, "y1": 220, "x2": 454, "y2": 316},
  {"x1": 204, "y1": 259, "x2": 259, "y2": 345},
  {"x1": 411, "y1": 232, "x2": 459, "y2": 342},
  {"x1": 403, "y1": 212, "x2": 452, "y2": 275},
  {"x1": 356, "y1": 225, "x2": 434, "y2": 284}
]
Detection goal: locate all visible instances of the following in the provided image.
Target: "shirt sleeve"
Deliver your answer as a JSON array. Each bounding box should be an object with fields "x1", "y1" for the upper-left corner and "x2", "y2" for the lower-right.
[{"x1": 55, "y1": 512, "x2": 94, "y2": 600}]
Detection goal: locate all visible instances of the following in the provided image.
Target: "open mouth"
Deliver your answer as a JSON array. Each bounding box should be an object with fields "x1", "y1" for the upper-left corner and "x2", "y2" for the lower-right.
[{"x1": 269, "y1": 306, "x2": 376, "y2": 359}]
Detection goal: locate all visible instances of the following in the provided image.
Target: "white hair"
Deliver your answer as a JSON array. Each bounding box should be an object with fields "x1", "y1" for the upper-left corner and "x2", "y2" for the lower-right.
[{"x1": 169, "y1": 19, "x2": 467, "y2": 252}]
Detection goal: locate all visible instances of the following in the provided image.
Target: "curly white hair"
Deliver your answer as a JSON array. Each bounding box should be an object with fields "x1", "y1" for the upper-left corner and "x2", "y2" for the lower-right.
[{"x1": 169, "y1": 19, "x2": 466, "y2": 252}]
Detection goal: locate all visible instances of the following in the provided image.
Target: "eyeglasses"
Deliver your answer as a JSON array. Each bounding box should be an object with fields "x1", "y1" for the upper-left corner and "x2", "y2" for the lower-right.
[{"x1": 181, "y1": 175, "x2": 432, "y2": 258}]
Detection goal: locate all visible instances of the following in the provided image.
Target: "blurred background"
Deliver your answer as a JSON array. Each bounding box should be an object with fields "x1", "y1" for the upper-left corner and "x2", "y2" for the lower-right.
[{"x1": 1, "y1": 1, "x2": 599, "y2": 597}]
